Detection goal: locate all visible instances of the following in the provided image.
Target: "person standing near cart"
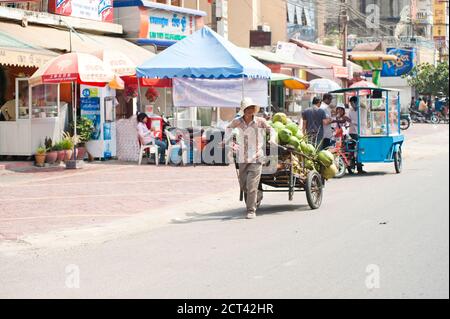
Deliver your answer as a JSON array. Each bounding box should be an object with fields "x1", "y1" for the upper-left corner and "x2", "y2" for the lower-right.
[
  {"x1": 302, "y1": 97, "x2": 332, "y2": 148},
  {"x1": 227, "y1": 98, "x2": 275, "y2": 220},
  {"x1": 348, "y1": 96, "x2": 367, "y2": 174},
  {"x1": 320, "y1": 93, "x2": 334, "y2": 149}
]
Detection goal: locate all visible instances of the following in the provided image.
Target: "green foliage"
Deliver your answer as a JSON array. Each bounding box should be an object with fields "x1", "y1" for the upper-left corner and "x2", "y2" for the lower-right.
[
  {"x1": 44, "y1": 137, "x2": 53, "y2": 151},
  {"x1": 52, "y1": 141, "x2": 63, "y2": 151},
  {"x1": 60, "y1": 132, "x2": 75, "y2": 150},
  {"x1": 36, "y1": 146, "x2": 46, "y2": 155},
  {"x1": 403, "y1": 62, "x2": 449, "y2": 97},
  {"x1": 73, "y1": 117, "x2": 95, "y2": 144}
]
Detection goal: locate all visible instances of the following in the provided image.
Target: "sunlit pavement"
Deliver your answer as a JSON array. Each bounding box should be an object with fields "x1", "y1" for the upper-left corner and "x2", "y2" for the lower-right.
[{"x1": 0, "y1": 123, "x2": 448, "y2": 298}]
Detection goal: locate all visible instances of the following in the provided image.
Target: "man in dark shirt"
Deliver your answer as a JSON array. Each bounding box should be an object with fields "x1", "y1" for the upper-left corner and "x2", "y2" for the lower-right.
[{"x1": 302, "y1": 97, "x2": 332, "y2": 148}]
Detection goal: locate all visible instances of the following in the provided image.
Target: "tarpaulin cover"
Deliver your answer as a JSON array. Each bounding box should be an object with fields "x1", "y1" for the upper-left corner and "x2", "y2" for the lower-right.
[
  {"x1": 136, "y1": 27, "x2": 271, "y2": 80},
  {"x1": 173, "y1": 78, "x2": 268, "y2": 108}
]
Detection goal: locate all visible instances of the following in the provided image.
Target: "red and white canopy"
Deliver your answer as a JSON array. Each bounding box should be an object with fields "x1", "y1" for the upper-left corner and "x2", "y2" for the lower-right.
[
  {"x1": 347, "y1": 80, "x2": 378, "y2": 96},
  {"x1": 92, "y1": 49, "x2": 137, "y2": 77},
  {"x1": 29, "y1": 52, "x2": 114, "y2": 86}
]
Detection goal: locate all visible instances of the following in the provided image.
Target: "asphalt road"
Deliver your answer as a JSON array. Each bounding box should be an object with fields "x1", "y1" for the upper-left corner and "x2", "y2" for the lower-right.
[{"x1": 0, "y1": 124, "x2": 448, "y2": 299}]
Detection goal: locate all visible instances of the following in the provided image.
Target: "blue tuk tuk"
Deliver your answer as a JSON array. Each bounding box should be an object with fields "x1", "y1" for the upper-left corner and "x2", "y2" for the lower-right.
[{"x1": 329, "y1": 87, "x2": 405, "y2": 174}]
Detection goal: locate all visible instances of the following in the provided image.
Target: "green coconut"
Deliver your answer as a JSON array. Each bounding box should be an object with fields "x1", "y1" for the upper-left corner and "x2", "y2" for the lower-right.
[
  {"x1": 299, "y1": 141, "x2": 309, "y2": 154},
  {"x1": 321, "y1": 164, "x2": 338, "y2": 180},
  {"x1": 288, "y1": 136, "x2": 301, "y2": 149},
  {"x1": 273, "y1": 112, "x2": 288, "y2": 125},
  {"x1": 317, "y1": 150, "x2": 335, "y2": 168},
  {"x1": 278, "y1": 128, "x2": 293, "y2": 144},
  {"x1": 272, "y1": 122, "x2": 285, "y2": 133},
  {"x1": 285, "y1": 122, "x2": 299, "y2": 136},
  {"x1": 304, "y1": 144, "x2": 316, "y2": 156}
]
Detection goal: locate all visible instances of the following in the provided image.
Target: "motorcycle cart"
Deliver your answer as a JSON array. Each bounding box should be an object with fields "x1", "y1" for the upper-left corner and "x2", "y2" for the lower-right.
[{"x1": 329, "y1": 87, "x2": 405, "y2": 174}]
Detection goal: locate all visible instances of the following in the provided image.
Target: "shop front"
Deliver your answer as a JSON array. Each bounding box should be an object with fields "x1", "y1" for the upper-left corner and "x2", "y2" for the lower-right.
[
  {"x1": 0, "y1": 31, "x2": 64, "y2": 156},
  {"x1": 0, "y1": 18, "x2": 154, "y2": 158}
]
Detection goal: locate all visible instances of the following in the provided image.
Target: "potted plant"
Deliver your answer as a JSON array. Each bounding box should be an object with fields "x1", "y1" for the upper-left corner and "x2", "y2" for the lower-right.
[
  {"x1": 61, "y1": 132, "x2": 75, "y2": 162},
  {"x1": 53, "y1": 141, "x2": 65, "y2": 164},
  {"x1": 74, "y1": 117, "x2": 95, "y2": 160},
  {"x1": 44, "y1": 137, "x2": 58, "y2": 165},
  {"x1": 35, "y1": 146, "x2": 46, "y2": 167}
]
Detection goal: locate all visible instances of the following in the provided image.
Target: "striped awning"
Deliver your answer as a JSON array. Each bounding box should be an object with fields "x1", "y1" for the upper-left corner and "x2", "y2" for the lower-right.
[{"x1": 0, "y1": 31, "x2": 57, "y2": 68}]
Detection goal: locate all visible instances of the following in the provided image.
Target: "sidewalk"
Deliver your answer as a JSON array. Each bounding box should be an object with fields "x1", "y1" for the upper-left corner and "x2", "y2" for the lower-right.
[{"x1": 0, "y1": 161, "x2": 238, "y2": 243}]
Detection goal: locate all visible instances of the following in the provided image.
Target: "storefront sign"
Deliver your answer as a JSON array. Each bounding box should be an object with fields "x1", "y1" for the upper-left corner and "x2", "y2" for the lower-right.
[
  {"x1": 48, "y1": 0, "x2": 114, "y2": 23},
  {"x1": 81, "y1": 87, "x2": 99, "y2": 98},
  {"x1": 141, "y1": 8, "x2": 195, "y2": 42},
  {"x1": 433, "y1": 0, "x2": 448, "y2": 39},
  {"x1": 381, "y1": 48, "x2": 416, "y2": 77},
  {"x1": 0, "y1": 49, "x2": 54, "y2": 68},
  {"x1": 80, "y1": 97, "x2": 101, "y2": 140},
  {"x1": 333, "y1": 66, "x2": 349, "y2": 79}
]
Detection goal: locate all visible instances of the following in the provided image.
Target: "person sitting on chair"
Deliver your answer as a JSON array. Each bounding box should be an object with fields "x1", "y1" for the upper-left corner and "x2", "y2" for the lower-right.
[{"x1": 137, "y1": 113, "x2": 167, "y2": 164}]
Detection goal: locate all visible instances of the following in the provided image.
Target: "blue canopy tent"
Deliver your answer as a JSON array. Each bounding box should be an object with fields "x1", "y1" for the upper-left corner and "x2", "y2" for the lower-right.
[
  {"x1": 136, "y1": 26, "x2": 271, "y2": 80},
  {"x1": 136, "y1": 27, "x2": 272, "y2": 125}
]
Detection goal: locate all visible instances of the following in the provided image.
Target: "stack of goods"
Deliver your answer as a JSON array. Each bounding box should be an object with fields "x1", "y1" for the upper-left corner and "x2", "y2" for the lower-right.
[
  {"x1": 268, "y1": 113, "x2": 338, "y2": 180},
  {"x1": 116, "y1": 116, "x2": 140, "y2": 162}
]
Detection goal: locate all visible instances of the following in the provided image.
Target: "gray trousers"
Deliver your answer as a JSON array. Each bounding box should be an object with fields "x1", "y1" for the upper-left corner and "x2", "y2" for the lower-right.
[{"x1": 239, "y1": 163, "x2": 263, "y2": 214}]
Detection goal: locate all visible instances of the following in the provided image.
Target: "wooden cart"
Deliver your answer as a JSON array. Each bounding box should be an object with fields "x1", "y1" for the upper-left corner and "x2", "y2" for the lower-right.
[{"x1": 238, "y1": 145, "x2": 325, "y2": 210}]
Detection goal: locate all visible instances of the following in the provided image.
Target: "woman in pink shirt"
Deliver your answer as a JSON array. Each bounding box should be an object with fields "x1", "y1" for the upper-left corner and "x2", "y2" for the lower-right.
[{"x1": 137, "y1": 113, "x2": 167, "y2": 164}]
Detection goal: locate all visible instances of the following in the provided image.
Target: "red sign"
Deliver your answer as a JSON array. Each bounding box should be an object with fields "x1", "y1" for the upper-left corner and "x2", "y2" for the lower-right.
[
  {"x1": 48, "y1": 0, "x2": 113, "y2": 23},
  {"x1": 333, "y1": 65, "x2": 349, "y2": 78}
]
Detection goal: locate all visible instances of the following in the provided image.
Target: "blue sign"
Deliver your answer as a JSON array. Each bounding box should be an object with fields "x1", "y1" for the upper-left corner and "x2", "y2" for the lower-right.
[
  {"x1": 381, "y1": 48, "x2": 416, "y2": 77},
  {"x1": 80, "y1": 97, "x2": 101, "y2": 140}
]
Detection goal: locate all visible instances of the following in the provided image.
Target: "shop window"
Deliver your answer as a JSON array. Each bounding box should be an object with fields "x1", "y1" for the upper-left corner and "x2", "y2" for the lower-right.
[
  {"x1": 17, "y1": 79, "x2": 30, "y2": 120},
  {"x1": 31, "y1": 84, "x2": 59, "y2": 119},
  {"x1": 388, "y1": 96, "x2": 399, "y2": 134},
  {"x1": 367, "y1": 98, "x2": 387, "y2": 136}
]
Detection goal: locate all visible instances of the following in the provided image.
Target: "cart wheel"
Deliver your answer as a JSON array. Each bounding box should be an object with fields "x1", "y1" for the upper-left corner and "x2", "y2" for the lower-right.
[
  {"x1": 334, "y1": 156, "x2": 346, "y2": 179},
  {"x1": 305, "y1": 171, "x2": 323, "y2": 210},
  {"x1": 400, "y1": 119, "x2": 411, "y2": 130},
  {"x1": 394, "y1": 148, "x2": 403, "y2": 174}
]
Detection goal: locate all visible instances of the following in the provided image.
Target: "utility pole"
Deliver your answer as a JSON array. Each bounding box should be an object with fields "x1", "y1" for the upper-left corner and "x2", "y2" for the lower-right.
[
  {"x1": 341, "y1": 0, "x2": 349, "y2": 88},
  {"x1": 211, "y1": 0, "x2": 218, "y2": 32}
]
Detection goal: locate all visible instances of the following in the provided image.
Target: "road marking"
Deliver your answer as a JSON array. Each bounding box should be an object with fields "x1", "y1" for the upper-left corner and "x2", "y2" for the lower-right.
[{"x1": 0, "y1": 192, "x2": 200, "y2": 202}]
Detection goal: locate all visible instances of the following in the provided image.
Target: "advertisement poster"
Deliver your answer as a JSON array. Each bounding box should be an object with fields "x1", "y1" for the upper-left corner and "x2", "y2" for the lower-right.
[
  {"x1": 80, "y1": 97, "x2": 101, "y2": 140},
  {"x1": 381, "y1": 48, "x2": 416, "y2": 77},
  {"x1": 48, "y1": 0, "x2": 114, "y2": 23},
  {"x1": 142, "y1": 9, "x2": 196, "y2": 42},
  {"x1": 103, "y1": 122, "x2": 112, "y2": 159}
]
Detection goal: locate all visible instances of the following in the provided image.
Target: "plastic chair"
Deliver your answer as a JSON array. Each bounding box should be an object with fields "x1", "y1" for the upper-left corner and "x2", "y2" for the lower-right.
[
  {"x1": 165, "y1": 129, "x2": 187, "y2": 166},
  {"x1": 138, "y1": 137, "x2": 159, "y2": 166}
]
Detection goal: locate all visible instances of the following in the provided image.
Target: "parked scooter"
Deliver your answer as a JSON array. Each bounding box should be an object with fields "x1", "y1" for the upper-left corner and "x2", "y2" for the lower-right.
[
  {"x1": 409, "y1": 107, "x2": 440, "y2": 124},
  {"x1": 400, "y1": 112, "x2": 412, "y2": 130}
]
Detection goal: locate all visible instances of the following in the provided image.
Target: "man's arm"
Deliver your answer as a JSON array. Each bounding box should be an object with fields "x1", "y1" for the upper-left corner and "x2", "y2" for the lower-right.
[{"x1": 322, "y1": 109, "x2": 332, "y2": 125}]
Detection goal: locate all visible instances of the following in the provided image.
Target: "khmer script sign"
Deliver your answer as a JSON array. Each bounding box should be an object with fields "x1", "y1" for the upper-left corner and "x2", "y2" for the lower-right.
[{"x1": 145, "y1": 9, "x2": 196, "y2": 42}]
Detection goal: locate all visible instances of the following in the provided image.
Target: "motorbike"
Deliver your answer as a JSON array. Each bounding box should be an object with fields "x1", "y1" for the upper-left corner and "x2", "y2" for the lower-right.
[
  {"x1": 409, "y1": 107, "x2": 440, "y2": 124},
  {"x1": 328, "y1": 126, "x2": 358, "y2": 178},
  {"x1": 400, "y1": 113, "x2": 412, "y2": 130}
]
